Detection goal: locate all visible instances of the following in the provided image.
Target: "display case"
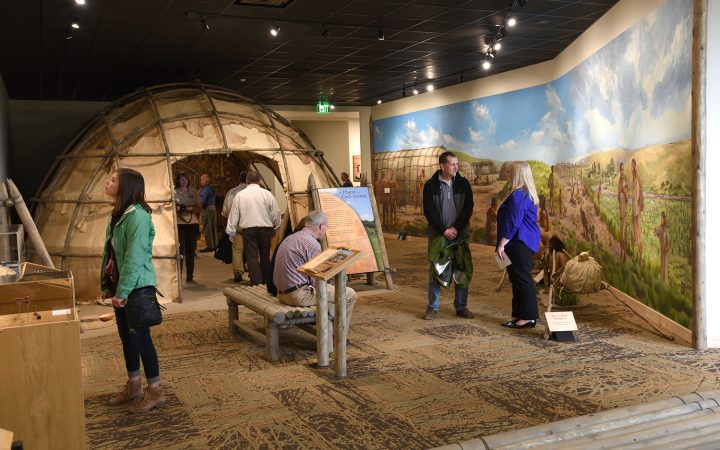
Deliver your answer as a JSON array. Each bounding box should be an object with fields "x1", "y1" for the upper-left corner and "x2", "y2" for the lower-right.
[
  {"x1": 0, "y1": 224, "x2": 24, "y2": 284},
  {"x1": 0, "y1": 263, "x2": 86, "y2": 450}
]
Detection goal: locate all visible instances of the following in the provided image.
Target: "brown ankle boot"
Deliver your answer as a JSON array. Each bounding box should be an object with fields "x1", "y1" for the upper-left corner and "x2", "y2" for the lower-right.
[
  {"x1": 129, "y1": 386, "x2": 166, "y2": 413},
  {"x1": 108, "y1": 379, "x2": 143, "y2": 406}
]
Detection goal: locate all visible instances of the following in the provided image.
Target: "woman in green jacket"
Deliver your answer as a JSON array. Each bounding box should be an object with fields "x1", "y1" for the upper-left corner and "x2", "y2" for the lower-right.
[{"x1": 101, "y1": 168, "x2": 165, "y2": 413}]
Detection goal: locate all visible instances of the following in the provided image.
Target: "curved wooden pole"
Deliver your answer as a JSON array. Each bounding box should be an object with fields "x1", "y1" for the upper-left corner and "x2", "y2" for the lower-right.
[{"x1": 6, "y1": 179, "x2": 54, "y2": 268}]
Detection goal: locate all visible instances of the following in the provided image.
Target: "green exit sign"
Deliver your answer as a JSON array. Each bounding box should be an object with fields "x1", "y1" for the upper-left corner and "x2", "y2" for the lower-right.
[{"x1": 316, "y1": 100, "x2": 330, "y2": 113}]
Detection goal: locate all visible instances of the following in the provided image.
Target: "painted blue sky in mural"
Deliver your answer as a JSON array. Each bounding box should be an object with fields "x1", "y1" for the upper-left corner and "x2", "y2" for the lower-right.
[{"x1": 372, "y1": 0, "x2": 691, "y2": 164}]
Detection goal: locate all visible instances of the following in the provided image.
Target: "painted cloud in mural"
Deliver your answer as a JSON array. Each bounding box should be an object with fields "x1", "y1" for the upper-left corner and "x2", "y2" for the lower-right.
[{"x1": 372, "y1": 0, "x2": 691, "y2": 164}]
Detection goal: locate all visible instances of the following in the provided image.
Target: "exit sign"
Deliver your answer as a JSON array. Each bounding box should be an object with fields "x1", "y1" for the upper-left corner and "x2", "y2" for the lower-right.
[{"x1": 316, "y1": 100, "x2": 330, "y2": 113}]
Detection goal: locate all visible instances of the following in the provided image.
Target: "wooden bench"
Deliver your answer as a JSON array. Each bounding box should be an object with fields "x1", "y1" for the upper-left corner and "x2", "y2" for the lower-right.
[{"x1": 224, "y1": 285, "x2": 332, "y2": 362}]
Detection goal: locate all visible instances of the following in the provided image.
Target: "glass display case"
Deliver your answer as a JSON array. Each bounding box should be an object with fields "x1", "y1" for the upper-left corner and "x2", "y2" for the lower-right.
[{"x1": 0, "y1": 224, "x2": 24, "y2": 284}]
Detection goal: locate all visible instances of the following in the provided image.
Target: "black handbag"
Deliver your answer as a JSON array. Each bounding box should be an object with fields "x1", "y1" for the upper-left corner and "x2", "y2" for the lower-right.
[
  {"x1": 124, "y1": 286, "x2": 165, "y2": 329},
  {"x1": 214, "y1": 232, "x2": 233, "y2": 264}
]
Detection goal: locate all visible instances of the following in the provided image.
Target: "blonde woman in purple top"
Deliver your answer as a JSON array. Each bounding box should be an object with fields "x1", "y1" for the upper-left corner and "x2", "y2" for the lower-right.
[{"x1": 496, "y1": 161, "x2": 542, "y2": 329}]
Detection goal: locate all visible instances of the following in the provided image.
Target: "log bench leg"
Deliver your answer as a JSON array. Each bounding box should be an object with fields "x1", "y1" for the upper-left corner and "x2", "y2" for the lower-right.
[
  {"x1": 265, "y1": 319, "x2": 280, "y2": 362},
  {"x1": 227, "y1": 297, "x2": 240, "y2": 337}
]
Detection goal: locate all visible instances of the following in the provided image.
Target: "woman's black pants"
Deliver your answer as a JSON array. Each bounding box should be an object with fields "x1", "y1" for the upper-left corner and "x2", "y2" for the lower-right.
[
  {"x1": 177, "y1": 223, "x2": 199, "y2": 279},
  {"x1": 504, "y1": 240, "x2": 538, "y2": 320}
]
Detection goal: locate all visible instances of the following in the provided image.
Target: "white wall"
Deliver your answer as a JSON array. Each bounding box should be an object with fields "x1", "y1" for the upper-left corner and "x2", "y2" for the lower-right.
[
  {"x1": 293, "y1": 120, "x2": 349, "y2": 180},
  {"x1": 706, "y1": 0, "x2": 719, "y2": 347}
]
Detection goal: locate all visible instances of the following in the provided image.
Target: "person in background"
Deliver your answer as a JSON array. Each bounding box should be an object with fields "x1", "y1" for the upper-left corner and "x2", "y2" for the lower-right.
[
  {"x1": 485, "y1": 197, "x2": 499, "y2": 246},
  {"x1": 274, "y1": 211, "x2": 357, "y2": 326},
  {"x1": 631, "y1": 158, "x2": 644, "y2": 259},
  {"x1": 617, "y1": 162, "x2": 629, "y2": 261},
  {"x1": 222, "y1": 170, "x2": 248, "y2": 282},
  {"x1": 199, "y1": 173, "x2": 218, "y2": 252},
  {"x1": 225, "y1": 171, "x2": 281, "y2": 285},
  {"x1": 538, "y1": 195, "x2": 550, "y2": 232},
  {"x1": 422, "y1": 151, "x2": 475, "y2": 320},
  {"x1": 496, "y1": 161, "x2": 542, "y2": 329},
  {"x1": 340, "y1": 172, "x2": 353, "y2": 187},
  {"x1": 101, "y1": 168, "x2": 165, "y2": 413},
  {"x1": 174, "y1": 172, "x2": 202, "y2": 283}
]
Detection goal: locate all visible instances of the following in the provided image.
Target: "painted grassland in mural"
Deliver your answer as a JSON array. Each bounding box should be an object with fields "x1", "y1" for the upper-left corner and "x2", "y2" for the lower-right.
[{"x1": 371, "y1": 0, "x2": 692, "y2": 327}]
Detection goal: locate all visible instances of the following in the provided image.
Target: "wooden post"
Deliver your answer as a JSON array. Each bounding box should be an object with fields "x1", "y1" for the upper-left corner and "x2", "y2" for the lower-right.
[
  {"x1": 6, "y1": 179, "x2": 54, "y2": 268},
  {"x1": 367, "y1": 182, "x2": 394, "y2": 290},
  {"x1": 265, "y1": 319, "x2": 280, "y2": 362},
  {"x1": 227, "y1": 297, "x2": 240, "y2": 337},
  {"x1": 333, "y1": 270, "x2": 348, "y2": 378},
  {"x1": 691, "y1": 0, "x2": 707, "y2": 349},
  {"x1": 315, "y1": 280, "x2": 330, "y2": 368}
]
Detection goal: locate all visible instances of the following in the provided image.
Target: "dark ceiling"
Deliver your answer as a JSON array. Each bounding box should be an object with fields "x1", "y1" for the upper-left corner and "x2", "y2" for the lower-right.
[{"x1": 0, "y1": 0, "x2": 620, "y2": 106}]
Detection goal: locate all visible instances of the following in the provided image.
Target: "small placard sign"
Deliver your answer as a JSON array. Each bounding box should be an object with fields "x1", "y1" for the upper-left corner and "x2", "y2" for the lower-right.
[{"x1": 544, "y1": 311, "x2": 578, "y2": 332}]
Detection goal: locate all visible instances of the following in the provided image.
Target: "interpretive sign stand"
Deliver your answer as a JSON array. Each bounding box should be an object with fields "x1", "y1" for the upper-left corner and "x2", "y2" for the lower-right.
[
  {"x1": 298, "y1": 247, "x2": 362, "y2": 378},
  {"x1": 306, "y1": 175, "x2": 393, "y2": 290},
  {"x1": 544, "y1": 311, "x2": 578, "y2": 342}
]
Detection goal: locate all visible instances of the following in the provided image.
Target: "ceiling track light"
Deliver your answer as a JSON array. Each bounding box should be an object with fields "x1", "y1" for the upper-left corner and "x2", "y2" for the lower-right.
[
  {"x1": 71, "y1": 17, "x2": 80, "y2": 29},
  {"x1": 507, "y1": 17, "x2": 517, "y2": 27},
  {"x1": 377, "y1": 28, "x2": 385, "y2": 41},
  {"x1": 201, "y1": 15, "x2": 209, "y2": 31},
  {"x1": 75, "y1": 0, "x2": 86, "y2": 5},
  {"x1": 377, "y1": 96, "x2": 383, "y2": 104},
  {"x1": 321, "y1": 26, "x2": 331, "y2": 38},
  {"x1": 412, "y1": 87, "x2": 419, "y2": 95},
  {"x1": 482, "y1": 59, "x2": 492, "y2": 70},
  {"x1": 65, "y1": 28, "x2": 73, "y2": 40},
  {"x1": 426, "y1": 83, "x2": 434, "y2": 92},
  {"x1": 494, "y1": 42, "x2": 502, "y2": 51},
  {"x1": 270, "y1": 23, "x2": 280, "y2": 37}
]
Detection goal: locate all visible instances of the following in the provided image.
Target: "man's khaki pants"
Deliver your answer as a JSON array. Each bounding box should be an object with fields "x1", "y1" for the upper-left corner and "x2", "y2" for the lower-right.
[
  {"x1": 278, "y1": 284, "x2": 356, "y2": 326},
  {"x1": 232, "y1": 227, "x2": 244, "y2": 275}
]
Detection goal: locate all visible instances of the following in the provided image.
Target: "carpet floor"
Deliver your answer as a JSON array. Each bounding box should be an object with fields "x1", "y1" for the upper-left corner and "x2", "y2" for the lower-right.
[{"x1": 81, "y1": 238, "x2": 720, "y2": 449}]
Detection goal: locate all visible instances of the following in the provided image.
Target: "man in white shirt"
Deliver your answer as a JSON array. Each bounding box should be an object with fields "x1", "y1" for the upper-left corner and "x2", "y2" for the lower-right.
[
  {"x1": 225, "y1": 171, "x2": 281, "y2": 285},
  {"x1": 222, "y1": 170, "x2": 248, "y2": 282}
]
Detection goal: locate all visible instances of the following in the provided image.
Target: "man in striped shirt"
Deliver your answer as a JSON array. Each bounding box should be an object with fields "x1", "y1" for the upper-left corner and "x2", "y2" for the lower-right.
[{"x1": 273, "y1": 210, "x2": 357, "y2": 326}]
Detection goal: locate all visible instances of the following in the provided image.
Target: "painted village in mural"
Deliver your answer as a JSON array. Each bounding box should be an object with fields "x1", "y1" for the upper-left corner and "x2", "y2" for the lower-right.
[{"x1": 370, "y1": 0, "x2": 692, "y2": 327}]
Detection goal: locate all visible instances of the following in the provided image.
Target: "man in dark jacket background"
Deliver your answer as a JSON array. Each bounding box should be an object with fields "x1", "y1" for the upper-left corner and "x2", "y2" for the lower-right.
[{"x1": 422, "y1": 151, "x2": 475, "y2": 320}]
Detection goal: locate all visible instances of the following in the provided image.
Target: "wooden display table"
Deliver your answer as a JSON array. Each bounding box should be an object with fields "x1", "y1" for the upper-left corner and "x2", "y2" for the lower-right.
[{"x1": 0, "y1": 263, "x2": 86, "y2": 450}]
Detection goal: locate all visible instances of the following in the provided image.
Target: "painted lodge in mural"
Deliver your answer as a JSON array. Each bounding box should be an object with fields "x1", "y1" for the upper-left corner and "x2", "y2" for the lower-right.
[{"x1": 371, "y1": 0, "x2": 692, "y2": 328}]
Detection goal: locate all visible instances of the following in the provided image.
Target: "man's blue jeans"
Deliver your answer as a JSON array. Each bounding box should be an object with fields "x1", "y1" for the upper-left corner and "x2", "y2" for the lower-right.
[{"x1": 427, "y1": 263, "x2": 468, "y2": 312}]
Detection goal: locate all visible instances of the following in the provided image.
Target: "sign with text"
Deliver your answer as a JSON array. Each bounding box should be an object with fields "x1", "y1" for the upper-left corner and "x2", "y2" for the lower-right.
[
  {"x1": 544, "y1": 311, "x2": 578, "y2": 332},
  {"x1": 317, "y1": 187, "x2": 384, "y2": 274}
]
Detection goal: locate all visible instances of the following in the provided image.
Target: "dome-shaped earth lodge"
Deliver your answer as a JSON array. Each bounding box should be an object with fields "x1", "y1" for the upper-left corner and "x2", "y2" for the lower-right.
[{"x1": 32, "y1": 83, "x2": 340, "y2": 301}]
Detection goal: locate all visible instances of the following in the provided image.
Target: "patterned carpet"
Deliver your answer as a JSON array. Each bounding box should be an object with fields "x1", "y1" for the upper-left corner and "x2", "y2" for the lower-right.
[{"x1": 81, "y1": 239, "x2": 720, "y2": 449}]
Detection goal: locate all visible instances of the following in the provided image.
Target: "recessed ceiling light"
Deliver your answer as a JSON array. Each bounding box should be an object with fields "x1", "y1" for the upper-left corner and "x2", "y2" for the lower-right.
[
  {"x1": 426, "y1": 84, "x2": 434, "y2": 92},
  {"x1": 71, "y1": 18, "x2": 80, "y2": 29},
  {"x1": 507, "y1": 17, "x2": 517, "y2": 27}
]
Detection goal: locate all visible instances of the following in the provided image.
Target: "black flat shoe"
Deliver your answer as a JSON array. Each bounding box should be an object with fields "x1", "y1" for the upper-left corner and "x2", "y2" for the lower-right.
[
  {"x1": 507, "y1": 319, "x2": 536, "y2": 329},
  {"x1": 502, "y1": 319, "x2": 519, "y2": 327}
]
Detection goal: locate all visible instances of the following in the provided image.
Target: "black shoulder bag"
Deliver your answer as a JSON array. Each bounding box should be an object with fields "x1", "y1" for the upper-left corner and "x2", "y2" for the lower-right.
[{"x1": 124, "y1": 286, "x2": 166, "y2": 330}]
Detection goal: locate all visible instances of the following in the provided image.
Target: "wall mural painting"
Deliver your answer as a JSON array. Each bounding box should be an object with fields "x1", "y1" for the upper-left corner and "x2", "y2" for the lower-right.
[{"x1": 371, "y1": 0, "x2": 692, "y2": 327}]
